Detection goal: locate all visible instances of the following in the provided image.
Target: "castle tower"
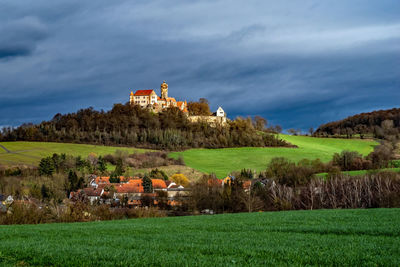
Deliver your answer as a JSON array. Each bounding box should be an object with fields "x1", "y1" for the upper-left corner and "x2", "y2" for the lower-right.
[
  {"x1": 161, "y1": 80, "x2": 168, "y2": 99},
  {"x1": 129, "y1": 91, "x2": 134, "y2": 104}
]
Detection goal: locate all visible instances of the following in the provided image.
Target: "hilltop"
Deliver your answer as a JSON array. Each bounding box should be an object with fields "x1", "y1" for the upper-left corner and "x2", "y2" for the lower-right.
[{"x1": 0, "y1": 103, "x2": 288, "y2": 150}]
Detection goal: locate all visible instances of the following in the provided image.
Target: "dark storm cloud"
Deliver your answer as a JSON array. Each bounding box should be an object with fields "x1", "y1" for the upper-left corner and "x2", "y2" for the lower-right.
[
  {"x1": 0, "y1": 16, "x2": 49, "y2": 59},
  {"x1": 0, "y1": 0, "x2": 399, "y2": 130}
]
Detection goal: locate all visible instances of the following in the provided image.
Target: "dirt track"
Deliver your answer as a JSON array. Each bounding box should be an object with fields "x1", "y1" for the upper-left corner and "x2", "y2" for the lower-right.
[{"x1": 0, "y1": 144, "x2": 10, "y2": 153}]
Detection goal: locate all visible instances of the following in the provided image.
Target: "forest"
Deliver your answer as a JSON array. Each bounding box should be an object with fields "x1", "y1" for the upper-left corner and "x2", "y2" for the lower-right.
[
  {"x1": 315, "y1": 108, "x2": 400, "y2": 139},
  {"x1": 0, "y1": 103, "x2": 289, "y2": 150}
]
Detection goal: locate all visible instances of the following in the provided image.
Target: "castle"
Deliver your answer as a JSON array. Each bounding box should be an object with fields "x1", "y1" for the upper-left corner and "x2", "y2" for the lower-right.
[
  {"x1": 129, "y1": 81, "x2": 188, "y2": 113},
  {"x1": 130, "y1": 81, "x2": 227, "y2": 125}
]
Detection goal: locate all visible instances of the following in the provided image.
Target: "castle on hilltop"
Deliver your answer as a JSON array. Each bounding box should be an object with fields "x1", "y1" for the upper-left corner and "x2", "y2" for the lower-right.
[
  {"x1": 129, "y1": 81, "x2": 188, "y2": 113},
  {"x1": 129, "y1": 81, "x2": 227, "y2": 125}
]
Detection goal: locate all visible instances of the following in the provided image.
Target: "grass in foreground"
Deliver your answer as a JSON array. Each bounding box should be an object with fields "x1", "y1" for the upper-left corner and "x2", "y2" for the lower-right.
[
  {"x1": 170, "y1": 135, "x2": 378, "y2": 178},
  {"x1": 0, "y1": 142, "x2": 151, "y2": 166},
  {"x1": 0, "y1": 208, "x2": 399, "y2": 266}
]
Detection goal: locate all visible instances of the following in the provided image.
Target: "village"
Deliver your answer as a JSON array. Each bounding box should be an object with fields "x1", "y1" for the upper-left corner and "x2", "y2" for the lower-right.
[{"x1": 67, "y1": 175, "x2": 259, "y2": 209}]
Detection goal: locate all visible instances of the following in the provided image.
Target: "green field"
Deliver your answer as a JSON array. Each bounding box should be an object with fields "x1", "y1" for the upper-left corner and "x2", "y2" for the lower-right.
[
  {"x1": 0, "y1": 142, "x2": 150, "y2": 166},
  {"x1": 0, "y1": 208, "x2": 399, "y2": 266},
  {"x1": 316, "y1": 168, "x2": 400, "y2": 178},
  {"x1": 170, "y1": 135, "x2": 378, "y2": 178}
]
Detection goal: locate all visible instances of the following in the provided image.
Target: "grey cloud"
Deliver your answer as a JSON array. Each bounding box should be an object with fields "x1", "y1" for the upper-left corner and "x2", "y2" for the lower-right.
[
  {"x1": 0, "y1": 16, "x2": 49, "y2": 59},
  {"x1": 0, "y1": 0, "x2": 399, "y2": 130}
]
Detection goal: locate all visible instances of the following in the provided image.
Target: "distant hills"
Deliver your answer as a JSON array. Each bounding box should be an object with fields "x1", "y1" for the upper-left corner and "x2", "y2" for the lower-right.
[{"x1": 315, "y1": 108, "x2": 400, "y2": 138}]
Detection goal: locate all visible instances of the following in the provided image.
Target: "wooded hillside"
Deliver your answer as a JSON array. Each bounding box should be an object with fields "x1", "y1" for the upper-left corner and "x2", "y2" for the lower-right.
[
  {"x1": 315, "y1": 108, "x2": 400, "y2": 139},
  {"x1": 0, "y1": 104, "x2": 289, "y2": 150}
]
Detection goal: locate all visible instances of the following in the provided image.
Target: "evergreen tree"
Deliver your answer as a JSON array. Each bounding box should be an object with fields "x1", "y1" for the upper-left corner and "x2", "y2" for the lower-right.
[
  {"x1": 142, "y1": 175, "x2": 153, "y2": 193},
  {"x1": 109, "y1": 172, "x2": 121, "y2": 183},
  {"x1": 67, "y1": 170, "x2": 79, "y2": 193},
  {"x1": 97, "y1": 156, "x2": 107, "y2": 174},
  {"x1": 39, "y1": 157, "x2": 55, "y2": 176},
  {"x1": 114, "y1": 158, "x2": 125, "y2": 176}
]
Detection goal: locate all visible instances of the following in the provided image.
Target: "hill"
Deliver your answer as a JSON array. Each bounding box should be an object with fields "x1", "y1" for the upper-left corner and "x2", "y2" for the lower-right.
[
  {"x1": 0, "y1": 208, "x2": 399, "y2": 266},
  {"x1": 170, "y1": 135, "x2": 378, "y2": 178},
  {"x1": 0, "y1": 142, "x2": 150, "y2": 167},
  {"x1": 0, "y1": 104, "x2": 289, "y2": 150},
  {"x1": 315, "y1": 107, "x2": 400, "y2": 138}
]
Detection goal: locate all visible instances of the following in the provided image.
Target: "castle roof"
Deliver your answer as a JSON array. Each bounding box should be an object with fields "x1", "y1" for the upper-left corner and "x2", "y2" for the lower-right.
[{"x1": 134, "y1": 90, "x2": 155, "y2": 96}]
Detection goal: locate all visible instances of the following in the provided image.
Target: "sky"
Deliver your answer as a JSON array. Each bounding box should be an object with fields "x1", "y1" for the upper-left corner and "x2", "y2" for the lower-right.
[{"x1": 0, "y1": 0, "x2": 399, "y2": 131}]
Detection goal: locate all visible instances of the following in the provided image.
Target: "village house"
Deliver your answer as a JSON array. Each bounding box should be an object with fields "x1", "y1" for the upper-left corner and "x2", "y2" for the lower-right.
[{"x1": 72, "y1": 176, "x2": 189, "y2": 207}]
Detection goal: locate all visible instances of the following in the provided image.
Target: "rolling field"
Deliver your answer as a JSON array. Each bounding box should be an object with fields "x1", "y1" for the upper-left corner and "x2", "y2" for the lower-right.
[
  {"x1": 0, "y1": 142, "x2": 150, "y2": 166},
  {"x1": 170, "y1": 135, "x2": 378, "y2": 178},
  {"x1": 0, "y1": 208, "x2": 399, "y2": 266}
]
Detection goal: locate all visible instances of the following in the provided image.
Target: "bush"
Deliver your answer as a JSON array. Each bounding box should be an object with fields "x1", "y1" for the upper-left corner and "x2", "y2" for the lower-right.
[
  {"x1": 170, "y1": 173, "x2": 190, "y2": 187},
  {"x1": 263, "y1": 158, "x2": 314, "y2": 187}
]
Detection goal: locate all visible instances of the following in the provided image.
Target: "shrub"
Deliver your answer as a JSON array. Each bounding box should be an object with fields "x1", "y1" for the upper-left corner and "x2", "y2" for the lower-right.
[{"x1": 170, "y1": 173, "x2": 190, "y2": 187}]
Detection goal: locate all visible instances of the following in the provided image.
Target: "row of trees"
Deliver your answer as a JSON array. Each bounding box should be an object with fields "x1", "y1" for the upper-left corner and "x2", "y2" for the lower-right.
[
  {"x1": 0, "y1": 103, "x2": 289, "y2": 150},
  {"x1": 190, "y1": 172, "x2": 400, "y2": 213}
]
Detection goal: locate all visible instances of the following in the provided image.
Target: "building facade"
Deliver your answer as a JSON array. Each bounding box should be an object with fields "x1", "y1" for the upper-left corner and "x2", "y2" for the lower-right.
[
  {"x1": 130, "y1": 81, "x2": 188, "y2": 113},
  {"x1": 129, "y1": 81, "x2": 227, "y2": 125}
]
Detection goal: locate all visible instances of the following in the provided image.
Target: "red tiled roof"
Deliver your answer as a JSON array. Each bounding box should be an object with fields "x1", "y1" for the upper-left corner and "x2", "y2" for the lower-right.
[
  {"x1": 152, "y1": 179, "x2": 167, "y2": 189},
  {"x1": 116, "y1": 183, "x2": 143, "y2": 193},
  {"x1": 95, "y1": 176, "x2": 128, "y2": 184},
  {"x1": 83, "y1": 187, "x2": 103, "y2": 197},
  {"x1": 134, "y1": 90, "x2": 155, "y2": 96},
  {"x1": 115, "y1": 179, "x2": 167, "y2": 193}
]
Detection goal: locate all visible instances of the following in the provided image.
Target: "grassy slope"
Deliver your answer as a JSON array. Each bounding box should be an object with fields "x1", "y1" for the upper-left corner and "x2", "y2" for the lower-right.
[
  {"x1": 170, "y1": 135, "x2": 378, "y2": 178},
  {"x1": 0, "y1": 142, "x2": 150, "y2": 166},
  {"x1": 316, "y1": 168, "x2": 400, "y2": 178},
  {"x1": 0, "y1": 209, "x2": 399, "y2": 266}
]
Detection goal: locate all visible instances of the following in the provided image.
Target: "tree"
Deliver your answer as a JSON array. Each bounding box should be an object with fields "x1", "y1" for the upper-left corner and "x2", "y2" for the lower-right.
[
  {"x1": 308, "y1": 127, "x2": 314, "y2": 136},
  {"x1": 109, "y1": 172, "x2": 121, "y2": 183},
  {"x1": 254, "y1": 116, "x2": 267, "y2": 131},
  {"x1": 149, "y1": 168, "x2": 168, "y2": 180},
  {"x1": 39, "y1": 157, "x2": 55, "y2": 176},
  {"x1": 332, "y1": 150, "x2": 363, "y2": 171},
  {"x1": 114, "y1": 158, "x2": 125, "y2": 176},
  {"x1": 67, "y1": 170, "x2": 84, "y2": 194},
  {"x1": 274, "y1": 125, "x2": 282, "y2": 134},
  {"x1": 170, "y1": 173, "x2": 190, "y2": 187},
  {"x1": 87, "y1": 152, "x2": 98, "y2": 168},
  {"x1": 41, "y1": 184, "x2": 50, "y2": 200},
  {"x1": 97, "y1": 156, "x2": 107, "y2": 174},
  {"x1": 187, "y1": 99, "x2": 211, "y2": 116},
  {"x1": 142, "y1": 175, "x2": 153, "y2": 193}
]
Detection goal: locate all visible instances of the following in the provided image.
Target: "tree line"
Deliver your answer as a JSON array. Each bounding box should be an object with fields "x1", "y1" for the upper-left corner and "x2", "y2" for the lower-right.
[
  {"x1": 315, "y1": 108, "x2": 400, "y2": 139},
  {"x1": 0, "y1": 103, "x2": 289, "y2": 150}
]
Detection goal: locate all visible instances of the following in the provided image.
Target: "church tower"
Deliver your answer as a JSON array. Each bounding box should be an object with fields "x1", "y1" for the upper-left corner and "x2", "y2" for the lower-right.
[{"x1": 161, "y1": 80, "x2": 168, "y2": 99}]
